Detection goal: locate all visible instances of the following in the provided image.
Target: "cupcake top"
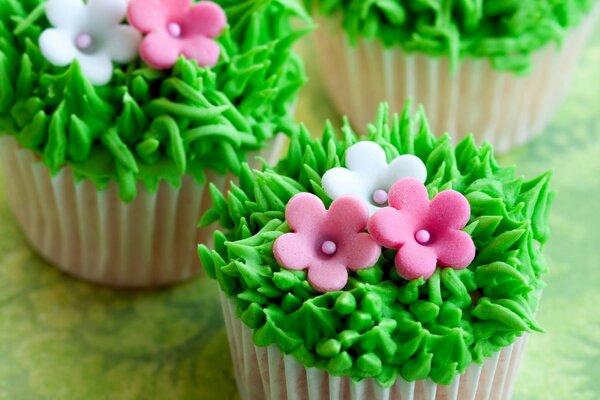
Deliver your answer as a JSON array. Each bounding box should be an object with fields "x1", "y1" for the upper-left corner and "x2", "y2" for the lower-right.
[
  {"x1": 305, "y1": 0, "x2": 594, "y2": 74},
  {"x1": 201, "y1": 103, "x2": 553, "y2": 386},
  {"x1": 0, "y1": 0, "x2": 310, "y2": 201}
]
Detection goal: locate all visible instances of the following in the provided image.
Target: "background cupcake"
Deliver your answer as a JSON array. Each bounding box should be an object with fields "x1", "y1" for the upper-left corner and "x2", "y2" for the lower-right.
[
  {"x1": 304, "y1": 0, "x2": 598, "y2": 152},
  {"x1": 200, "y1": 103, "x2": 554, "y2": 399},
  {"x1": 0, "y1": 0, "x2": 309, "y2": 287}
]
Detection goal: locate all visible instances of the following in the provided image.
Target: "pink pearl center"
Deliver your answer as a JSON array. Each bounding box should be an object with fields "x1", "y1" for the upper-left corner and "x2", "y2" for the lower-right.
[
  {"x1": 75, "y1": 33, "x2": 93, "y2": 50},
  {"x1": 321, "y1": 241, "x2": 337, "y2": 255},
  {"x1": 167, "y1": 22, "x2": 182, "y2": 38},
  {"x1": 415, "y1": 229, "x2": 431, "y2": 244},
  {"x1": 372, "y1": 190, "x2": 388, "y2": 205}
]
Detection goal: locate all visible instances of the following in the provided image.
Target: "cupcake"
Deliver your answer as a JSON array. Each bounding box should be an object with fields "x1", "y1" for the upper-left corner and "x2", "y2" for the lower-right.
[
  {"x1": 200, "y1": 103, "x2": 554, "y2": 399},
  {"x1": 0, "y1": 0, "x2": 309, "y2": 287},
  {"x1": 305, "y1": 0, "x2": 599, "y2": 152}
]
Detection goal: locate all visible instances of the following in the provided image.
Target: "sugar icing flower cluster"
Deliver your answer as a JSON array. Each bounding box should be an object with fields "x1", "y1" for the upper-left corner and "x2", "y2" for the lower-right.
[
  {"x1": 274, "y1": 142, "x2": 476, "y2": 293},
  {"x1": 39, "y1": 0, "x2": 227, "y2": 85}
]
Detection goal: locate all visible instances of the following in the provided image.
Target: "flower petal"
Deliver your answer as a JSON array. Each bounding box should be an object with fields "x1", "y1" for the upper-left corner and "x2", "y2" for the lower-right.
[
  {"x1": 39, "y1": 28, "x2": 77, "y2": 66},
  {"x1": 426, "y1": 190, "x2": 471, "y2": 230},
  {"x1": 127, "y1": 0, "x2": 177, "y2": 33},
  {"x1": 77, "y1": 52, "x2": 114, "y2": 85},
  {"x1": 395, "y1": 241, "x2": 438, "y2": 280},
  {"x1": 433, "y1": 230, "x2": 476, "y2": 269},
  {"x1": 183, "y1": 1, "x2": 227, "y2": 38},
  {"x1": 345, "y1": 141, "x2": 388, "y2": 177},
  {"x1": 380, "y1": 154, "x2": 427, "y2": 188},
  {"x1": 46, "y1": 0, "x2": 86, "y2": 30},
  {"x1": 368, "y1": 207, "x2": 412, "y2": 248},
  {"x1": 86, "y1": 0, "x2": 127, "y2": 28},
  {"x1": 387, "y1": 178, "x2": 429, "y2": 215},
  {"x1": 285, "y1": 193, "x2": 326, "y2": 234},
  {"x1": 105, "y1": 25, "x2": 142, "y2": 63},
  {"x1": 181, "y1": 35, "x2": 221, "y2": 68},
  {"x1": 327, "y1": 196, "x2": 369, "y2": 234},
  {"x1": 322, "y1": 167, "x2": 368, "y2": 202},
  {"x1": 344, "y1": 233, "x2": 381, "y2": 271},
  {"x1": 139, "y1": 31, "x2": 182, "y2": 69},
  {"x1": 273, "y1": 233, "x2": 314, "y2": 271},
  {"x1": 307, "y1": 261, "x2": 349, "y2": 293}
]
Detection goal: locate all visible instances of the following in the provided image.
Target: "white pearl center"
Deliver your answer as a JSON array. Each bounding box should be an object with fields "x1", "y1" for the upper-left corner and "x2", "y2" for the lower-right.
[
  {"x1": 415, "y1": 230, "x2": 431, "y2": 245},
  {"x1": 321, "y1": 241, "x2": 337, "y2": 255},
  {"x1": 167, "y1": 22, "x2": 182, "y2": 38},
  {"x1": 372, "y1": 189, "x2": 388, "y2": 205},
  {"x1": 75, "y1": 33, "x2": 93, "y2": 50}
]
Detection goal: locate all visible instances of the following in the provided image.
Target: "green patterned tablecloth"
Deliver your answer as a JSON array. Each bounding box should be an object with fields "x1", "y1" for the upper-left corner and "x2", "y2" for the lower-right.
[{"x1": 1, "y1": 23, "x2": 600, "y2": 400}]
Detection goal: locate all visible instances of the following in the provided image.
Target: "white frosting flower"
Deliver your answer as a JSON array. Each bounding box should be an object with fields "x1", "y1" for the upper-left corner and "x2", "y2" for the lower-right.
[
  {"x1": 322, "y1": 141, "x2": 427, "y2": 215},
  {"x1": 39, "y1": 0, "x2": 141, "y2": 85}
]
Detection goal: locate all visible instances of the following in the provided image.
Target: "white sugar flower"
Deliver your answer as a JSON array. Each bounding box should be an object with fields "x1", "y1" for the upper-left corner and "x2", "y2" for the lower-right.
[
  {"x1": 39, "y1": 0, "x2": 141, "y2": 85},
  {"x1": 322, "y1": 141, "x2": 427, "y2": 215}
]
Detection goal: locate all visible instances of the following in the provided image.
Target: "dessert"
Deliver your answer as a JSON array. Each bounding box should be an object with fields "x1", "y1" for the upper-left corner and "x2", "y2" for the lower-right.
[
  {"x1": 201, "y1": 103, "x2": 554, "y2": 399},
  {"x1": 0, "y1": 0, "x2": 309, "y2": 287},
  {"x1": 305, "y1": 0, "x2": 599, "y2": 152}
]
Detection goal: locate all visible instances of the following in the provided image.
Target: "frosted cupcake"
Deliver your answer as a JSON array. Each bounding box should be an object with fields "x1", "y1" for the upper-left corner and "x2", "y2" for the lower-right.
[
  {"x1": 201, "y1": 103, "x2": 553, "y2": 399},
  {"x1": 305, "y1": 0, "x2": 599, "y2": 152},
  {"x1": 0, "y1": 0, "x2": 308, "y2": 287}
]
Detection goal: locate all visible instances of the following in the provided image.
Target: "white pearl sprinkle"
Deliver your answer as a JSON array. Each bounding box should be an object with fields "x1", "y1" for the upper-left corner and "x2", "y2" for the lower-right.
[
  {"x1": 321, "y1": 241, "x2": 337, "y2": 255},
  {"x1": 167, "y1": 22, "x2": 182, "y2": 38},
  {"x1": 415, "y1": 230, "x2": 431, "y2": 244}
]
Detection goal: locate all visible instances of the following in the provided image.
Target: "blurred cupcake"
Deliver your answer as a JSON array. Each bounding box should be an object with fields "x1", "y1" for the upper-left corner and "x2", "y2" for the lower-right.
[
  {"x1": 0, "y1": 0, "x2": 309, "y2": 287},
  {"x1": 201, "y1": 103, "x2": 554, "y2": 399},
  {"x1": 306, "y1": 0, "x2": 599, "y2": 152}
]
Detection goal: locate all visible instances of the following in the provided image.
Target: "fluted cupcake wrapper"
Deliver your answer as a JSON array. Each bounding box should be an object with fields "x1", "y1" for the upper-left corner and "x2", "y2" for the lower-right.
[
  {"x1": 314, "y1": 5, "x2": 599, "y2": 153},
  {"x1": 0, "y1": 135, "x2": 286, "y2": 288},
  {"x1": 221, "y1": 293, "x2": 528, "y2": 400}
]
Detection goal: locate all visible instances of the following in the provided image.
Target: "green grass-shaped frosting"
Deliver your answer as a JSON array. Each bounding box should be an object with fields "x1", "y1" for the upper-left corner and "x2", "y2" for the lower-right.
[
  {"x1": 0, "y1": 0, "x2": 310, "y2": 201},
  {"x1": 200, "y1": 103, "x2": 554, "y2": 386},
  {"x1": 305, "y1": 0, "x2": 594, "y2": 74}
]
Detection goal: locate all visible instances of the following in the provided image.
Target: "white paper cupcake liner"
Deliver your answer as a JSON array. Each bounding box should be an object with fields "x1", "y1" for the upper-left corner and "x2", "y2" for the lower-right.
[
  {"x1": 0, "y1": 135, "x2": 287, "y2": 287},
  {"x1": 220, "y1": 293, "x2": 528, "y2": 400},
  {"x1": 314, "y1": 6, "x2": 600, "y2": 153}
]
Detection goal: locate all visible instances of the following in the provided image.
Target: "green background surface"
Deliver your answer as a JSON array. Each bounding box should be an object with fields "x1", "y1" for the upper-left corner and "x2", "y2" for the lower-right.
[{"x1": 1, "y1": 23, "x2": 600, "y2": 400}]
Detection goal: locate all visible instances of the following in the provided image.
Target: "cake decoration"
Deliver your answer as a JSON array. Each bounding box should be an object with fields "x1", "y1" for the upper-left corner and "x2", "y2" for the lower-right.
[
  {"x1": 39, "y1": 0, "x2": 141, "y2": 85},
  {"x1": 322, "y1": 141, "x2": 427, "y2": 215},
  {"x1": 201, "y1": 103, "x2": 553, "y2": 386},
  {"x1": 368, "y1": 178, "x2": 476, "y2": 280},
  {"x1": 127, "y1": 0, "x2": 227, "y2": 69},
  {"x1": 1, "y1": 0, "x2": 309, "y2": 202},
  {"x1": 273, "y1": 193, "x2": 381, "y2": 293}
]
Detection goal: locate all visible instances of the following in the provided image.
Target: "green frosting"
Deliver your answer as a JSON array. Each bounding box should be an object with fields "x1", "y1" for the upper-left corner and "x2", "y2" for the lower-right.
[
  {"x1": 0, "y1": 0, "x2": 311, "y2": 201},
  {"x1": 305, "y1": 0, "x2": 594, "y2": 74},
  {"x1": 200, "y1": 103, "x2": 554, "y2": 386}
]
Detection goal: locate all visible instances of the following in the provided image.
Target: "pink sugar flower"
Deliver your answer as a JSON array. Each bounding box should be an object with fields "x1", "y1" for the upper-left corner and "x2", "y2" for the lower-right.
[
  {"x1": 127, "y1": 0, "x2": 226, "y2": 69},
  {"x1": 273, "y1": 193, "x2": 381, "y2": 293},
  {"x1": 368, "y1": 178, "x2": 476, "y2": 280}
]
